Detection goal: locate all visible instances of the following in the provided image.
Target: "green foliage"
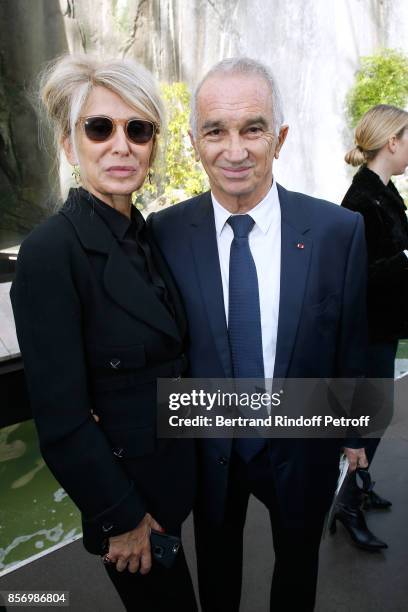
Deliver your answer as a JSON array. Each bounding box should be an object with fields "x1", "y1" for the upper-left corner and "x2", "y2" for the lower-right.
[
  {"x1": 347, "y1": 49, "x2": 408, "y2": 127},
  {"x1": 134, "y1": 82, "x2": 207, "y2": 209},
  {"x1": 161, "y1": 82, "x2": 208, "y2": 201}
]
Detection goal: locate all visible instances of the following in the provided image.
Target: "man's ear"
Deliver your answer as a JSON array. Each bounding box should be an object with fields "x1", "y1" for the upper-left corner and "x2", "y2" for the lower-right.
[
  {"x1": 274, "y1": 125, "x2": 289, "y2": 159},
  {"x1": 62, "y1": 135, "x2": 78, "y2": 165},
  {"x1": 189, "y1": 130, "x2": 200, "y2": 162}
]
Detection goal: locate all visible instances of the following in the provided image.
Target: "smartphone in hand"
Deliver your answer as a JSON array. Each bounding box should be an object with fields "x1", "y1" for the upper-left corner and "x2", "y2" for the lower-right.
[{"x1": 150, "y1": 530, "x2": 181, "y2": 568}]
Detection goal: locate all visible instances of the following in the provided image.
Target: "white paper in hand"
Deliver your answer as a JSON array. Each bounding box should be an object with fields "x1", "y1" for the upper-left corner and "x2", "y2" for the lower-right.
[{"x1": 323, "y1": 454, "x2": 350, "y2": 537}]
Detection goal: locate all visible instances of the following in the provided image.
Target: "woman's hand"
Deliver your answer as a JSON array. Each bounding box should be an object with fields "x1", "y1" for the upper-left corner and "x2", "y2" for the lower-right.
[
  {"x1": 107, "y1": 513, "x2": 163, "y2": 574},
  {"x1": 343, "y1": 446, "x2": 369, "y2": 471}
]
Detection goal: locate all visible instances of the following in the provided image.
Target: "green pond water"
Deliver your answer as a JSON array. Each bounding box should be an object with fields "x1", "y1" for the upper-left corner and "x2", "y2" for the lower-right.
[
  {"x1": 0, "y1": 420, "x2": 81, "y2": 576},
  {"x1": 0, "y1": 341, "x2": 407, "y2": 576},
  {"x1": 396, "y1": 339, "x2": 408, "y2": 375}
]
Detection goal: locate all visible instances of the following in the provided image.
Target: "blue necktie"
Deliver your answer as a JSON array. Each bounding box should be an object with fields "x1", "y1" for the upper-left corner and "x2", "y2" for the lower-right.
[{"x1": 227, "y1": 215, "x2": 266, "y2": 462}]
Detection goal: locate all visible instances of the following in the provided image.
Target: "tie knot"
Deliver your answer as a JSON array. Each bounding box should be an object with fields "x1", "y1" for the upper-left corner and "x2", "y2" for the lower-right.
[{"x1": 227, "y1": 214, "x2": 255, "y2": 238}]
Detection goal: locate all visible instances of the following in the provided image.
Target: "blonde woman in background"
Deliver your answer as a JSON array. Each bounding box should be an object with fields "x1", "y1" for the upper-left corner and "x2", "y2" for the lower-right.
[
  {"x1": 333, "y1": 104, "x2": 408, "y2": 551},
  {"x1": 11, "y1": 55, "x2": 197, "y2": 611}
]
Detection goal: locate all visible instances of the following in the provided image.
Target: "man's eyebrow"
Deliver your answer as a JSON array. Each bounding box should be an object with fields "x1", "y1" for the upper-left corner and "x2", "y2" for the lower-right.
[
  {"x1": 200, "y1": 116, "x2": 270, "y2": 131},
  {"x1": 201, "y1": 120, "x2": 224, "y2": 131},
  {"x1": 243, "y1": 116, "x2": 269, "y2": 128}
]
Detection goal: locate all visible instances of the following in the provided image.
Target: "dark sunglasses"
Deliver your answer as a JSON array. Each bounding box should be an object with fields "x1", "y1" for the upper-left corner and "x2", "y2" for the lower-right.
[{"x1": 78, "y1": 115, "x2": 156, "y2": 144}]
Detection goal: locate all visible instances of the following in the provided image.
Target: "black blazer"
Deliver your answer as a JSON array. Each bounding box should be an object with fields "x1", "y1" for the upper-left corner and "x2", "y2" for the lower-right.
[
  {"x1": 10, "y1": 189, "x2": 195, "y2": 554},
  {"x1": 341, "y1": 165, "x2": 408, "y2": 341}
]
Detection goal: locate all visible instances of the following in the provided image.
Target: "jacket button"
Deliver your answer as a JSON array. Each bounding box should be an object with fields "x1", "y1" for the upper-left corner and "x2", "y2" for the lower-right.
[
  {"x1": 218, "y1": 456, "x2": 228, "y2": 466},
  {"x1": 109, "y1": 358, "x2": 121, "y2": 369},
  {"x1": 102, "y1": 523, "x2": 114, "y2": 533}
]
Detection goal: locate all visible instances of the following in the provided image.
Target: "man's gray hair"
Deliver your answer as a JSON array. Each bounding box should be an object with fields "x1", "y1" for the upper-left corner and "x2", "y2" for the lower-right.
[{"x1": 190, "y1": 57, "x2": 284, "y2": 137}]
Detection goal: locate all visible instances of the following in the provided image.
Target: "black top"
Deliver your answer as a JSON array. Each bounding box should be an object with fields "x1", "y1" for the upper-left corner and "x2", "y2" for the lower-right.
[
  {"x1": 341, "y1": 166, "x2": 408, "y2": 341},
  {"x1": 78, "y1": 188, "x2": 173, "y2": 314}
]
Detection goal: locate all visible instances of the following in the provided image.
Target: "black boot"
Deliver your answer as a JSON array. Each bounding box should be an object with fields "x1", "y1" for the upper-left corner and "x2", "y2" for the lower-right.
[
  {"x1": 356, "y1": 467, "x2": 392, "y2": 510},
  {"x1": 364, "y1": 489, "x2": 392, "y2": 510},
  {"x1": 330, "y1": 505, "x2": 388, "y2": 551},
  {"x1": 330, "y1": 470, "x2": 388, "y2": 551}
]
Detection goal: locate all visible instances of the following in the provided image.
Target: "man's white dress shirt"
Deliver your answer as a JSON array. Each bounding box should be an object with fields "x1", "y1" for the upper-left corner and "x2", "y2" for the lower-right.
[{"x1": 211, "y1": 181, "x2": 281, "y2": 380}]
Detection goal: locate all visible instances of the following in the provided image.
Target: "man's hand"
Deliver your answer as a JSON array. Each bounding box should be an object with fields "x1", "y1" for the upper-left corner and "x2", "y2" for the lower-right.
[
  {"x1": 343, "y1": 446, "x2": 368, "y2": 472},
  {"x1": 107, "y1": 513, "x2": 163, "y2": 574}
]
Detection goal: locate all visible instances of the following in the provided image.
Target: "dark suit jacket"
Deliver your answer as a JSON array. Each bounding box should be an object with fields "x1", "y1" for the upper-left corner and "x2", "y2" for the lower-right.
[
  {"x1": 10, "y1": 189, "x2": 195, "y2": 553},
  {"x1": 341, "y1": 165, "x2": 408, "y2": 341},
  {"x1": 147, "y1": 185, "x2": 367, "y2": 528}
]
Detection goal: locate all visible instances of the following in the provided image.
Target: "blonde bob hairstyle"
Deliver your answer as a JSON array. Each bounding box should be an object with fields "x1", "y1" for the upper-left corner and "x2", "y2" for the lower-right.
[
  {"x1": 39, "y1": 54, "x2": 164, "y2": 166},
  {"x1": 345, "y1": 104, "x2": 408, "y2": 167}
]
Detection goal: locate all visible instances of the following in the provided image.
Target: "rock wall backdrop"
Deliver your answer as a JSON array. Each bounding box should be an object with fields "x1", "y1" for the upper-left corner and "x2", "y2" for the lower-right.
[{"x1": 1, "y1": 0, "x2": 408, "y2": 246}]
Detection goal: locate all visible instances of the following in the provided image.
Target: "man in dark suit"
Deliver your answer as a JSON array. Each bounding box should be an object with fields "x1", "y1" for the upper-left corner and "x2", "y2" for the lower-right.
[{"x1": 148, "y1": 57, "x2": 368, "y2": 611}]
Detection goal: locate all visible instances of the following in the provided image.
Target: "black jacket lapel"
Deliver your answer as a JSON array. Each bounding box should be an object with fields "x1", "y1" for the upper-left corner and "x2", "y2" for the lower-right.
[
  {"x1": 60, "y1": 192, "x2": 180, "y2": 341},
  {"x1": 274, "y1": 185, "x2": 312, "y2": 379},
  {"x1": 188, "y1": 193, "x2": 233, "y2": 377},
  {"x1": 147, "y1": 233, "x2": 187, "y2": 339},
  {"x1": 103, "y1": 241, "x2": 181, "y2": 340}
]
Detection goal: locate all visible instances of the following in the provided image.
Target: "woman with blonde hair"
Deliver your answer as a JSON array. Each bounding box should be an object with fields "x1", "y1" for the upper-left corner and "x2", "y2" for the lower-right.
[
  {"x1": 333, "y1": 104, "x2": 408, "y2": 551},
  {"x1": 11, "y1": 54, "x2": 197, "y2": 611}
]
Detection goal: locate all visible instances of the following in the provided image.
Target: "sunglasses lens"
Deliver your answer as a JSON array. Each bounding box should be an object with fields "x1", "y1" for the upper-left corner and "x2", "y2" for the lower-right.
[
  {"x1": 127, "y1": 120, "x2": 154, "y2": 144},
  {"x1": 84, "y1": 117, "x2": 113, "y2": 142}
]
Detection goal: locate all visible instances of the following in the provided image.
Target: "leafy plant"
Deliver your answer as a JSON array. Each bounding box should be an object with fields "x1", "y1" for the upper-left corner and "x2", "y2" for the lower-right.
[
  {"x1": 134, "y1": 82, "x2": 207, "y2": 209},
  {"x1": 346, "y1": 49, "x2": 408, "y2": 127}
]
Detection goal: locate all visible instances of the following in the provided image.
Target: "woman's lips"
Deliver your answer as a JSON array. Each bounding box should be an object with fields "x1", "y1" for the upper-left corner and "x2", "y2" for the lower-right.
[{"x1": 105, "y1": 166, "x2": 137, "y2": 176}]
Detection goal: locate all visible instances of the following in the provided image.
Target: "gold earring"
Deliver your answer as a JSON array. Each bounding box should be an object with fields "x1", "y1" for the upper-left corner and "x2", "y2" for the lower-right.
[{"x1": 72, "y1": 165, "x2": 81, "y2": 185}]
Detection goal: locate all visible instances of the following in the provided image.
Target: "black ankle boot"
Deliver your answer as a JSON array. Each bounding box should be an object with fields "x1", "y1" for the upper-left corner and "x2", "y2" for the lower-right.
[
  {"x1": 364, "y1": 489, "x2": 392, "y2": 510},
  {"x1": 356, "y1": 468, "x2": 392, "y2": 510},
  {"x1": 330, "y1": 504, "x2": 388, "y2": 551},
  {"x1": 330, "y1": 469, "x2": 388, "y2": 551}
]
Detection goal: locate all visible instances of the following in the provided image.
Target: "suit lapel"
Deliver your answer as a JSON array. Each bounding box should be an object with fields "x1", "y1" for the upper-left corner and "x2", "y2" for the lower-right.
[
  {"x1": 274, "y1": 185, "x2": 312, "y2": 379},
  {"x1": 188, "y1": 193, "x2": 233, "y2": 377},
  {"x1": 103, "y1": 242, "x2": 181, "y2": 340},
  {"x1": 60, "y1": 192, "x2": 180, "y2": 341},
  {"x1": 147, "y1": 237, "x2": 187, "y2": 339}
]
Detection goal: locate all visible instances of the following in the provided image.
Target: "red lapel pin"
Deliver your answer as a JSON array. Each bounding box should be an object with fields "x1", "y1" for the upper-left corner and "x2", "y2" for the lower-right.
[{"x1": 296, "y1": 242, "x2": 305, "y2": 249}]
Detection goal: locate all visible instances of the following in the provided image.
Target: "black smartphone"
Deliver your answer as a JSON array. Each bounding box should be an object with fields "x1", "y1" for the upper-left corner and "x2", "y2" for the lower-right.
[
  {"x1": 150, "y1": 530, "x2": 181, "y2": 568},
  {"x1": 101, "y1": 530, "x2": 181, "y2": 570}
]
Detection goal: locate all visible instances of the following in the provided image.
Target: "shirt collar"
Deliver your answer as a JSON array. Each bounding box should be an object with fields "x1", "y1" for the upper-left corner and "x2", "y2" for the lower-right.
[
  {"x1": 211, "y1": 180, "x2": 279, "y2": 237},
  {"x1": 79, "y1": 187, "x2": 143, "y2": 240}
]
